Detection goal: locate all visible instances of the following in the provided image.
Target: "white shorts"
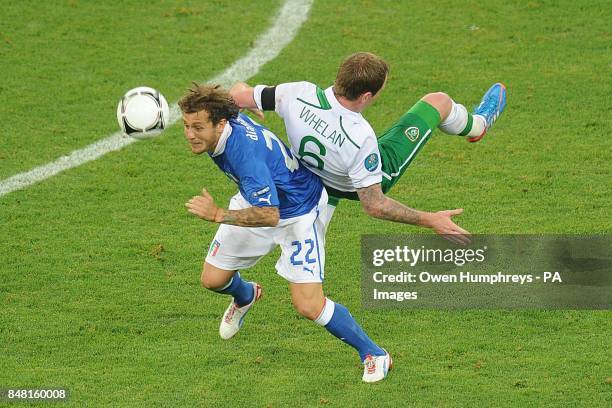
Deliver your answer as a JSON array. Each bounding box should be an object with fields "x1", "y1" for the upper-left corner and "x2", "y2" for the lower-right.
[{"x1": 205, "y1": 190, "x2": 328, "y2": 283}]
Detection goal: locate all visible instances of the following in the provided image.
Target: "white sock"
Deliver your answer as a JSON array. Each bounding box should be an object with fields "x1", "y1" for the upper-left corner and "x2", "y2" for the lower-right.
[
  {"x1": 313, "y1": 298, "x2": 335, "y2": 326},
  {"x1": 439, "y1": 100, "x2": 485, "y2": 137}
]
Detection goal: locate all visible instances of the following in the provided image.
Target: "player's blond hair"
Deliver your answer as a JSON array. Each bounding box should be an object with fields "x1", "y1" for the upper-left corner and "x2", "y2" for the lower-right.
[
  {"x1": 178, "y1": 83, "x2": 239, "y2": 125},
  {"x1": 334, "y1": 52, "x2": 389, "y2": 101}
]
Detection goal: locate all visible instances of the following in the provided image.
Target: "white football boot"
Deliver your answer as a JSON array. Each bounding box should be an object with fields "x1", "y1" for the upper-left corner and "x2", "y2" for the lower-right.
[
  {"x1": 219, "y1": 282, "x2": 262, "y2": 340},
  {"x1": 362, "y1": 350, "x2": 393, "y2": 383}
]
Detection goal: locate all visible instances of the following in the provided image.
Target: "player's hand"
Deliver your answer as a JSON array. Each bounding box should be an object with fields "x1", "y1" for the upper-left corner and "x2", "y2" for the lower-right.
[
  {"x1": 423, "y1": 209, "x2": 471, "y2": 245},
  {"x1": 186, "y1": 188, "x2": 222, "y2": 223}
]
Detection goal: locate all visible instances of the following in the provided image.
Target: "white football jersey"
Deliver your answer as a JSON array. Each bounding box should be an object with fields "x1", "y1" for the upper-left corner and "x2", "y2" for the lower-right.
[{"x1": 254, "y1": 81, "x2": 382, "y2": 192}]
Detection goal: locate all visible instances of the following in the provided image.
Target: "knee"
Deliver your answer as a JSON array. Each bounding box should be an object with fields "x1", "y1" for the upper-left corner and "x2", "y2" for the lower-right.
[
  {"x1": 200, "y1": 264, "x2": 231, "y2": 290},
  {"x1": 292, "y1": 297, "x2": 325, "y2": 321},
  {"x1": 200, "y1": 267, "x2": 215, "y2": 289},
  {"x1": 422, "y1": 92, "x2": 452, "y2": 120}
]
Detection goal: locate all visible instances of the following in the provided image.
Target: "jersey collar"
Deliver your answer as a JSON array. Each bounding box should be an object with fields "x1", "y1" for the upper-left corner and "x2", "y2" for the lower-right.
[
  {"x1": 325, "y1": 86, "x2": 363, "y2": 118},
  {"x1": 211, "y1": 122, "x2": 232, "y2": 157}
]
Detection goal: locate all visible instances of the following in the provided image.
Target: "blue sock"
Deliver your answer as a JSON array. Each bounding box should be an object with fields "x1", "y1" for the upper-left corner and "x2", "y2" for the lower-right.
[
  {"x1": 212, "y1": 272, "x2": 254, "y2": 307},
  {"x1": 314, "y1": 299, "x2": 385, "y2": 361}
]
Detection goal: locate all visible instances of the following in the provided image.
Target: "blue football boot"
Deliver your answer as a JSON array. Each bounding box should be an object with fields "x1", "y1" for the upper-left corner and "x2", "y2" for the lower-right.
[{"x1": 468, "y1": 82, "x2": 507, "y2": 142}]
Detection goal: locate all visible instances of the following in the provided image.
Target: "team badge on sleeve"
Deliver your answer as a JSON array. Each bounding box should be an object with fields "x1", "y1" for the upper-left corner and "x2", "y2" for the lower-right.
[
  {"x1": 252, "y1": 186, "x2": 271, "y2": 198},
  {"x1": 364, "y1": 153, "x2": 379, "y2": 172}
]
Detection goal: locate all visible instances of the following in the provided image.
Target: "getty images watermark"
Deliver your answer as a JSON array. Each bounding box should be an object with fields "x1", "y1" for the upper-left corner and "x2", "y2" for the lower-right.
[{"x1": 361, "y1": 235, "x2": 611, "y2": 309}]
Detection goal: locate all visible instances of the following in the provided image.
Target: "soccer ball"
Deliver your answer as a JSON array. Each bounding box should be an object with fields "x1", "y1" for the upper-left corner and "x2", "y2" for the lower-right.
[{"x1": 116, "y1": 86, "x2": 170, "y2": 138}]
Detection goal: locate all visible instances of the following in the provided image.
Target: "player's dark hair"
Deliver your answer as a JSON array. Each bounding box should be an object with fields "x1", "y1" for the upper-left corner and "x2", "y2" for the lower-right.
[
  {"x1": 334, "y1": 52, "x2": 389, "y2": 101},
  {"x1": 178, "y1": 83, "x2": 239, "y2": 125}
]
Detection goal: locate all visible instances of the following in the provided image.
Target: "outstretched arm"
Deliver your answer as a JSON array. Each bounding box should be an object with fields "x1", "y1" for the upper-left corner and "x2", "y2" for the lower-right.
[
  {"x1": 356, "y1": 183, "x2": 470, "y2": 245},
  {"x1": 229, "y1": 82, "x2": 265, "y2": 120},
  {"x1": 186, "y1": 188, "x2": 280, "y2": 227},
  {"x1": 229, "y1": 82, "x2": 258, "y2": 109}
]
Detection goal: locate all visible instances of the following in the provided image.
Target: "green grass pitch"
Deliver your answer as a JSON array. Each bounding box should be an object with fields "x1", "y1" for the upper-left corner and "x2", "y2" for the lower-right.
[{"x1": 1, "y1": 0, "x2": 610, "y2": 406}]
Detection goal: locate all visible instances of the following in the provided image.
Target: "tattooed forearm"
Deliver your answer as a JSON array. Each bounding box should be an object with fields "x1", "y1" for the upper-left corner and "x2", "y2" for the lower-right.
[
  {"x1": 217, "y1": 206, "x2": 280, "y2": 227},
  {"x1": 357, "y1": 183, "x2": 424, "y2": 226},
  {"x1": 377, "y1": 197, "x2": 422, "y2": 225}
]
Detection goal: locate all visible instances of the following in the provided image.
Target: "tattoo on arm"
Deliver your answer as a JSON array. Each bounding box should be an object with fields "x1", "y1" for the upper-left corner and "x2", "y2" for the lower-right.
[
  {"x1": 217, "y1": 206, "x2": 280, "y2": 227},
  {"x1": 378, "y1": 197, "x2": 422, "y2": 225},
  {"x1": 357, "y1": 184, "x2": 423, "y2": 225}
]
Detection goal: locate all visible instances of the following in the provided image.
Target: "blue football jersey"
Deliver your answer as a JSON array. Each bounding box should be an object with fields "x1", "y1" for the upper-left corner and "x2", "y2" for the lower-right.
[{"x1": 210, "y1": 113, "x2": 323, "y2": 219}]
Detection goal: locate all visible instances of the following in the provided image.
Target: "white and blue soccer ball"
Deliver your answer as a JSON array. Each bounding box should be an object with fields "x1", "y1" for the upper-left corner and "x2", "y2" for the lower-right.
[{"x1": 116, "y1": 86, "x2": 170, "y2": 138}]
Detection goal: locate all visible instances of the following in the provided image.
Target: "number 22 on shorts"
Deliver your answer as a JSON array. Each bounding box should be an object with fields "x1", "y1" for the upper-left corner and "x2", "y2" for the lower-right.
[{"x1": 290, "y1": 239, "x2": 317, "y2": 266}]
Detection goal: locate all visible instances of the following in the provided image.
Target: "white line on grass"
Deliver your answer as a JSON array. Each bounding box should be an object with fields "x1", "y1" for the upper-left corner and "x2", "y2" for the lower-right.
[{"x1": 0, "y1": 0, "x2": 314, "y2": 198}]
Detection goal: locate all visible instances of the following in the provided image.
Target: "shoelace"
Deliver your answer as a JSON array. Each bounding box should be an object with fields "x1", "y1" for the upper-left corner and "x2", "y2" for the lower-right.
[
  {"x1": 478, "y1": 94, "x2": 499, "y2": 116},
  {"x1": 475, "y1": 96, "x2": 499, "y2": 129},
  {"x1": 364, "y1": 356, "x2": 377, "y2": 374},
  {"x1": 224, "y1": 303, "x2": 239, "y2": 323}
]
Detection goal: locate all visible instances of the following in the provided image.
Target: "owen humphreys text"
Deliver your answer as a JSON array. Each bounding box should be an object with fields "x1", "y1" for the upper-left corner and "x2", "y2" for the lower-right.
[{"x1": 368, "y1": 245, "x2": 562, "y2": 302}]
